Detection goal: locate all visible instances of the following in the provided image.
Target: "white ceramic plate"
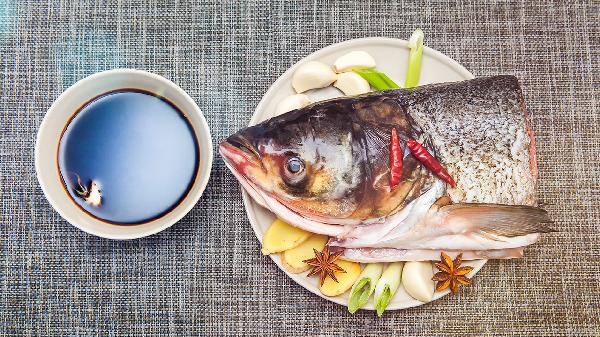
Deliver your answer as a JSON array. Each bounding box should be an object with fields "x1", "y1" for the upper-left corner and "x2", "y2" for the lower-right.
[{"x1": 242, "y1": 37, "x2": 485, "y2": 310}]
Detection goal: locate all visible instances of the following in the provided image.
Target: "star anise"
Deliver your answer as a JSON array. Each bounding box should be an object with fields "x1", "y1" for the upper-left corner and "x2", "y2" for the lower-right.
[
  {"x1": 302, "y1": 246, "x2": 346, "y2": 287},
  {"x1": 432, "y1": 252, "x2": 473, "y2": 294}
]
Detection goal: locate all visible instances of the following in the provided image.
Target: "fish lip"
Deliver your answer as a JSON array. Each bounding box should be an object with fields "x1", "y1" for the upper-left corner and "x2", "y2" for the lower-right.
[
  {"x1": 224, "y1": 133, "x2": 261, "y2": 161},
  {"x1": 219, "y1": 136, "x2": 265, "y2": 179}
]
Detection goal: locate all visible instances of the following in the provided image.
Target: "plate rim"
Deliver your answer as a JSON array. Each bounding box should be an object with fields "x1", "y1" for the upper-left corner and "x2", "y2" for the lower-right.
[{"x1": 241, "y1": 37, "x2": 485, "y2": 310}]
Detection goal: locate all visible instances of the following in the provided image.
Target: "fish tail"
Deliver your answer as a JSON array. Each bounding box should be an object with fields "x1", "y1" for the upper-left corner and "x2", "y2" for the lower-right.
[{"x1": 436, "y1": 203, "x2": 555, "y2": 238}]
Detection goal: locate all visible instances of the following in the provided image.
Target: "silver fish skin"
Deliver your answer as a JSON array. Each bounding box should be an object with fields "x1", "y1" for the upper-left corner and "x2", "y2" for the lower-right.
[{"x1": 405, "y1": 75, "x2": 538, "y2": 206}]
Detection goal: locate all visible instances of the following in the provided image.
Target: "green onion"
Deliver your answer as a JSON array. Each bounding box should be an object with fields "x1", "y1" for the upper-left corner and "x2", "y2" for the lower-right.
[
  {"x1": 348, "y1": 263, "x2": 384, "y2": 314},
  {"x1": 405, "y1": 28, "x2": 424, "y2": 88},
  {"x1": 353, "y1": 69, "x2": 400, "y2": 91},
  {"x1": 374, "y1": 262, "x2": 403, "y2": 317},
  {"x1": 379, "y1": 72, "x2": 400, "y2": 89}
]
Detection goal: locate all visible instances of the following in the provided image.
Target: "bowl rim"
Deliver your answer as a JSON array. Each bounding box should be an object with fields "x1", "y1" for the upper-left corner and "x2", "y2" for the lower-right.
[{"x1": 35, "y1": 68, "x2": 213, "y2": 239}]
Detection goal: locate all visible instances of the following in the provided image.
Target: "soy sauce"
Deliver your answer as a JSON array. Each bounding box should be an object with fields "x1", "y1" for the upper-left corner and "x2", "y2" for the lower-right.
[{"x1": 58, "y1": 89, "x2": 199, "y2": 225}]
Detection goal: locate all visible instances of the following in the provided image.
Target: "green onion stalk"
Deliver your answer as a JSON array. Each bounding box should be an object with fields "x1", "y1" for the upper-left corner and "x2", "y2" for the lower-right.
[
  {"x1": 353, "y1": 69, "x2": 400, "y2": 91},
  {"x1": 374, "y1": 262, "x2": 404, "y2": 317},
  {"x1": 347, "y1": 263, "x2": 384, "y2": 314},
  {"x1": 405, "y1": 28, "x2": 424, "y2": 88}
]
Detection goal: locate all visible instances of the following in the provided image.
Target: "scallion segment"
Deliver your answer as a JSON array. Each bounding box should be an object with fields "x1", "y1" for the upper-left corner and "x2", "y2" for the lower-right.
[
  {"x1": 374, "y1": 262, "x2": 403, "y2": 317},
  {"x1": 353, "y1": 69, "x2": 400, "y2": 91},
  {"x1": 378, "y1": 72, "x2": 400, "y2": 89},
  {"x1": 405, "y1": 28, "x2": 424, "y2": 88},
  {"x1": 348, "y1": 263, "x2": 384, "y2": 313}
]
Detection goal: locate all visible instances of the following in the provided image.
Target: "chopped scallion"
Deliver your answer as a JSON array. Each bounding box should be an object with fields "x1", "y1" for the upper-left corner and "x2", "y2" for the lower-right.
[
  {"x1": 405, "y1": 28, "x2": 424, "y2": 88},
  {"x1": 348, "y1": 263, "x2": 384, "y2": 314},
  {"x1": 374, "y1": 262, "x2": 403, "y2": 317},
  {"x1": 353, "y1": 69, "x2": 400, "y2": 91}
]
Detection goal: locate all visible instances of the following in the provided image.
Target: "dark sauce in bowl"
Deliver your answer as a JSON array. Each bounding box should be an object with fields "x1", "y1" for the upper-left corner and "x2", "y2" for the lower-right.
[{"x1": 58, "y1": 89, "x2": 199, "y2": 225}]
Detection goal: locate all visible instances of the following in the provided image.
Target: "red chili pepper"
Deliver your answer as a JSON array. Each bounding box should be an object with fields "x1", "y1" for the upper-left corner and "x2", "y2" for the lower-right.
[
  {"x1": 389, "y1": 128, "x2": 403, "y2": 189},
  {"x1": 406, "y1": 138, "x2": 457, "y2": 187}
]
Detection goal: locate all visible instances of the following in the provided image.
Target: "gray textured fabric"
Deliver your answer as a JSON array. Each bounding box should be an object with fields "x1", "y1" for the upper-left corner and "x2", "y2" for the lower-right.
[{"x1": 1, "y1": 0, "x2": 599, "y2": 336}]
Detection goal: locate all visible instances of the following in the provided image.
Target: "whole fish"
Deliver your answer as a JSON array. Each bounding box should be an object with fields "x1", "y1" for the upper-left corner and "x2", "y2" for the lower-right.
[{"x1": 220, "y1": 75, "x2": 553, "y2": 262}]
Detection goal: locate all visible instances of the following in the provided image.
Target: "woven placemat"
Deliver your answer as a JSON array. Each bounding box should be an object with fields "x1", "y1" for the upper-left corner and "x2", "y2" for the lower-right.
[{"x1": 1, "y1": 1, "x2": 598, "y2": 336}]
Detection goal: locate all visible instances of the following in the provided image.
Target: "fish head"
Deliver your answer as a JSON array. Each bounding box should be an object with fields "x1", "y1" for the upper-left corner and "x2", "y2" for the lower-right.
[
  {"x1": 220, "y1": 108, "x2": 365, "y2": 219},
  {"x1": 221, "y1": 93, "x2": 431, "y2": 223}
]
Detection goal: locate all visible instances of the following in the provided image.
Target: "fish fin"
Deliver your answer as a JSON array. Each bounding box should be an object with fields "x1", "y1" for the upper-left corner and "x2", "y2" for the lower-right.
[
  {"x1": 429, "y1": 196, "x2": 453, "y2": 212},
  {"x1": 438, "y1": 204, "x2": 555, "y2": 237},
  {"x1": 474, "y1": 231, "x2": 508, "y2": 242}
]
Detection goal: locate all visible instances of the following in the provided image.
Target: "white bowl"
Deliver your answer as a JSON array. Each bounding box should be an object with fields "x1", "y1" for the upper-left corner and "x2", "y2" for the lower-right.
[
  {"x1": 243, "y1": 37, "x2": 485, "y2": 310},
  {"x1": 35, "y1": 69, "x2": 213, "y2": 239}
]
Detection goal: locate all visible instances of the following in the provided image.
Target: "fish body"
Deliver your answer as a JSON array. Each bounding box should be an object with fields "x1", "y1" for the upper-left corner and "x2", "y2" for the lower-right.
[{"x1": 220, "y1": 75, "x2": 552, "y2": 261}]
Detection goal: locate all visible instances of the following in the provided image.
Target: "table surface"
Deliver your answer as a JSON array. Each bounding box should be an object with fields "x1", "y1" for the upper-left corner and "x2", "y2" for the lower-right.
[{"x1": 1, "y1": 1, "x2": 599, "y2": 336}]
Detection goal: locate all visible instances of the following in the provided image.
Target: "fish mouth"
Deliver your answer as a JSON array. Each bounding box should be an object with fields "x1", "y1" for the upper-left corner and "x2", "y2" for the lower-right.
[
  {"x1": 219, "y1": 134, "x2": 265, "y2": 181},
  {"x1": 219, "y1": 134, "x2": 272, "y2": 208}
]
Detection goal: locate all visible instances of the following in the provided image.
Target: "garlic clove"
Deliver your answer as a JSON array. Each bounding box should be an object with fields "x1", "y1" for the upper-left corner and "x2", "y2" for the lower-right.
[
  {"x1": 274, "y1": 94, "x2": 312, "y2": 117},
  {"x1": 333, "y1": 72, "x2": 371, "y2": 96},
  {"x1": 402, "y1": 261, "x2": 435, "y2": 302},
  {"x1": 332, "y1": 51, "x2": 377, "y2": 73},
  {"x1": 292, "y1": 61, "x2": 337, "y2": 93},
  {"x1": 85, "y1": 181, "x2": 102, "y2": 207}
]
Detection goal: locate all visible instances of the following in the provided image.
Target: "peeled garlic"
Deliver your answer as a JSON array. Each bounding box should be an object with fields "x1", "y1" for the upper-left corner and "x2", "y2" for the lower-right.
[
  {"x1": 84, "y1": 181, "x2": 102, "y2": 207},
  {"x1": 402, "y1": 261, "x2": 435, "y2": 302},
  {"x1": 332, "y1": 51, "x2": 376, "y2": 73},
  {"x1": 333, "y1": 72, "x2": 370, "y2": 96},
  {"x1": 292, "y1": 61, "x2": 337, "y2": 93},
  {"x1": 274, "y1": 94, "x2": 312, "y2": 117}
]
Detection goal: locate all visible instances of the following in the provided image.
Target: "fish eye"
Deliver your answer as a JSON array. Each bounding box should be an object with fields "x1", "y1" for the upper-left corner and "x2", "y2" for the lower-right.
[{"x1": 286, "y1": 157, "x2": 304, "y2": 174}]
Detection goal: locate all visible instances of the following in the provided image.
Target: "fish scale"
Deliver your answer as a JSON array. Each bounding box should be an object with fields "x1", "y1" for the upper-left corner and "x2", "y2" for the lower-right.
[{"x1": 406, "y1": 76, "x2": 536, "y2": 206}]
